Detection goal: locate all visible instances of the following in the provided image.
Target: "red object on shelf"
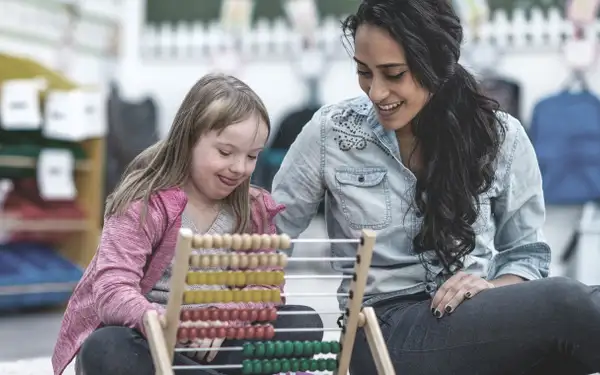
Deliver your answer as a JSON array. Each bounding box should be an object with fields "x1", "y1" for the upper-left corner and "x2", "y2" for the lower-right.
[{"x1": 1, "y1": 178, "x2": 84, "y2": 244}]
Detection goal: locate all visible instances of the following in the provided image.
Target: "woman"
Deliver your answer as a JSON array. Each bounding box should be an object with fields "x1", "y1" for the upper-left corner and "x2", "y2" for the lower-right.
[{"x1": 271, "y1": 1, "x2": 600, "y2": 374}]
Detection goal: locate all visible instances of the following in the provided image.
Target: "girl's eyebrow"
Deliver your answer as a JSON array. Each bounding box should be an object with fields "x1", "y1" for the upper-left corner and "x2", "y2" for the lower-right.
[{"x1": 216, "y1": 141, "x2": 264, "y2": 152}]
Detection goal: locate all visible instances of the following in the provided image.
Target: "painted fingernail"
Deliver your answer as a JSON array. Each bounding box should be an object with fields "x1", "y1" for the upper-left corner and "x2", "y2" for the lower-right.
[
  {"x1": 465, "y1": 291, "x2": 472, "y2": 298},
  {"x1": 445, "y1": 305, "x2": 453, "y2": 313},
  {"x1": 431, "y1": 308, "x2": 436, "y2": 315},
  {"x1": 434, "y1": 309, "x2": 441, "y2": 318}
]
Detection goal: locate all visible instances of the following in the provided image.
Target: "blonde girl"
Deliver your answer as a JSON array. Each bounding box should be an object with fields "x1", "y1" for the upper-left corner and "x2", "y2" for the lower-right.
[{"x1": 52, "y1": 73, "x2": 323, "y2": 375}]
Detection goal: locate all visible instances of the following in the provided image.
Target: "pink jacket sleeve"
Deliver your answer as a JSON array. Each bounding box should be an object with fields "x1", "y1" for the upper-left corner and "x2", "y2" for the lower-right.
[{"x1": 91, "y1": 198, "x2": 164, "y2": 333}]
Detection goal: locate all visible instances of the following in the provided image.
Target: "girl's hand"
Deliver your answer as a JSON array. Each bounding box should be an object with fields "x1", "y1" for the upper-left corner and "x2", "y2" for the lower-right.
[
  {"x1": 430, "y1": 271, "x2": 494, "y2": 318},
  {"x1": 197, "y1": 320, "x2": 226, "y2": 362}
]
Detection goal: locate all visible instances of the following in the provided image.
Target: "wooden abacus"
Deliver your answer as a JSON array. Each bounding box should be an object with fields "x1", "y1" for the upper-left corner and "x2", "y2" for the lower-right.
[{"x1": 143, "y1": 229, "x2": 395, "y2": 375}]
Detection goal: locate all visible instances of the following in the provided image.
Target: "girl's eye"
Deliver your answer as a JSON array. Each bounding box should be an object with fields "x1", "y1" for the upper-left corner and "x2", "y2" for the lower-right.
[
  {"x1": 218, "y1": 150, "x2": 231, "y2": 156},
  {"x1": 248, "y1": 155, "x2": 258, "y2": 160}
]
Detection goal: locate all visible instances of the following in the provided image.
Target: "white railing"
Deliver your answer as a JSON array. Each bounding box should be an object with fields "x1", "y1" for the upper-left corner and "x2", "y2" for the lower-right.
[{"x1": 141, "y1": 7, "x2": 587, "y2": 61}]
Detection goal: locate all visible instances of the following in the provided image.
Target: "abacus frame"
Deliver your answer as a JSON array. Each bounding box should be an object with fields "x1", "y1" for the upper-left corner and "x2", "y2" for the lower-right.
[{"x1": 143, "y1": 228, "x2": 395, "y2": 375}]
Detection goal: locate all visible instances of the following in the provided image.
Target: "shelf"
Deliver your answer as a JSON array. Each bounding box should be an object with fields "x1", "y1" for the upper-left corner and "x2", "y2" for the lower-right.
[
  {"x1": 0, "y1": 215, "x2": 90, "y2": 231},
  {"x1": 0, "y1": 155, "x2": 92, "y2": 171}
]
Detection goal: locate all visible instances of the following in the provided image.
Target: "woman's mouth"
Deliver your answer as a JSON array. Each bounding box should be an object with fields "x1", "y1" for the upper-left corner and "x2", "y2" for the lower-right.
[{"x1": 376, "y1": 101, "x2": 404, "y2": 116}]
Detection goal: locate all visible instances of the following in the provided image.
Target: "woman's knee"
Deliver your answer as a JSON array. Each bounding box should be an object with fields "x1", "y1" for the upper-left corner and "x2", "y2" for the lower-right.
[
  {"x1": 78, "y1": 326, "x2": 154, "y2": 375},
  {"x1": 535, "y1": 277, "x2": 597, "y2": 317},
  {"x1": 277, "y1": 305, "x2": 324, "y2": 341}
]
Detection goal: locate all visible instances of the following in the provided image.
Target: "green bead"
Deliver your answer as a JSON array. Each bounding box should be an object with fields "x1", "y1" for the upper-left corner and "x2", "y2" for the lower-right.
[
  {"x1": 242, "y1": 342, "x2": 255, "y2": 357},
  {"x1": 318, "y1": 358, "x2": 328, "y2": 371},
  {"x1": 310, "y1": 359, "x2": 319, "y2": 371},
  {"x1": 271, "y1": 358, "x2": 282, "y2": 373},
  {"x1": 242, "y1": 359, "x2": 253, "y2": 374},
  {"x1": 293, "y1": 341, "x2": 304, "y2": 356},
  {"x1": 312, "y1": 340, "x2": 322, "y2": 354},
  {"x1": 303, "y1": 341, "x2": 314, "y2": 356},
  {"x1": 331, "y1": 341, "x2": 341, "y2": 354},
  {"x1": 280, "y1": 359, "x2": 291, "y2": 372},
  {"x1": 274, "y1": 341, "x2": 285, "y2": 357},
  {"x1": 252, "y1": 359, "x2": 262, "y2": 374},
  {"x1": 283, "y1": 341, "x2": 294, "y2": 356},
  {"x1": 322, "y1": 341, "x2": 332, "y2": 354},
  {"x1": 326, "y1": 358, "x2": 337, "y2": 371},
  {"x1": 264, "y1": 341, "x2": 275, "y2": 357},
  {"x1": 290, "y1": 358, "x2": 300, "y2": 372},
  {"x1": 299, "y1": 359, "x2": 310, "y2": 371},
  {"x1": 262, "y1": 359, "x2": 272, "y2": 374},
  {"x1": 254, "y1": 342, "x2": 265, "y2": 358}
]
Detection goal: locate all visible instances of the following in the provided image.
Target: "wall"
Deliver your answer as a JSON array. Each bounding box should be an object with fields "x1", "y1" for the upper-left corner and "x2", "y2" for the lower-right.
[{"x1": 135, "y1": 7, "x2": 600, "y2": 138}]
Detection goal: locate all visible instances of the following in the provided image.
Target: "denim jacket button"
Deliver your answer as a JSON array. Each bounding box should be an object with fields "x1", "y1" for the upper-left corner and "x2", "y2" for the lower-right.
[
  {"x1": 358, "y1": 175, "x2": 365, "y2": 183},
  {"x1": 425, "y1": 284, "x2": 434, "y2": 292}
]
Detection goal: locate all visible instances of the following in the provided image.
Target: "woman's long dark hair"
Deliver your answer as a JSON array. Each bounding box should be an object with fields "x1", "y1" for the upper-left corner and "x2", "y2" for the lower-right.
[{"x1": 342, "y1": 0, "x2": 505, "y2": 274}]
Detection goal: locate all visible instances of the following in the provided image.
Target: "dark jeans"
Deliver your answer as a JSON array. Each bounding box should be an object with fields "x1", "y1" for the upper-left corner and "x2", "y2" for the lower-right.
[
  {"x1": 76, "y1": 304, "x2": 323, "y2": 375},
  {"x1": 351, "y1": 277, "x2": 600, "y2": 375}
]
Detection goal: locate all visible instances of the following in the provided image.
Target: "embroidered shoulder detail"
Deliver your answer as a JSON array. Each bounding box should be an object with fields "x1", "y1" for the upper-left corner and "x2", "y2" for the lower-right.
[{"x1": 330, "y1": 107, "x2": 392, "y2": 156}]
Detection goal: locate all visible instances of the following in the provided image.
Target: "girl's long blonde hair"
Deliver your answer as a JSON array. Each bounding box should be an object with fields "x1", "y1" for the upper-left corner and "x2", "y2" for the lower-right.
[{"x1": 105, "y1": 73, "x2": 271, "y2": 233}]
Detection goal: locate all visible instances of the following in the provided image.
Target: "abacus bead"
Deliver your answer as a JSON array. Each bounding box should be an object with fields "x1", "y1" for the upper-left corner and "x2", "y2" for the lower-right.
[
  {"x1": 248, "y1": 255, "x2": 259, "y2": 269},
  {"x1": 253, "y1": 290, "x2": 264, "y2": 302},
  {"x1": 219, "y1": 309, "x2": 230, "y2": 322},
  {"x1": 210, "y1": 254, "x2": 220, "y2": 267},
  {"x1": 209, "y1": 308, "x2": 219, "y2": 321},
  {"x1": 264, "y1": 341, "x2": 275, "y2": 357},
  {"x1": 318, "y1": 358, "x2": 327, "y2": 371},
  {"x1": 220, "y1": 254, "x2": 230, "y2": 268},
  {"x1": 260, "y1": 234, "x2": 271, "y2": 249},
  {"x1": 249, "y1": 309, "x2": 258, "y2": 322},
  {"x1": 241, "y1": 234, "x2": 252, "y2": 250},
  {"x1": 312, "y1": 340, "x2": 322, "y2": 354},
  {"x1": 271, "y1": 289, "x2": 281, "y2": 303},
  {"x1": 240, "y1": 309, "x2": 249, "y2": 321},
  {"x1": 322, "y1": 341, "x2": 331, "y2": 354},
  {"x1": 271, "y1": 358, "x2": 282, "y2": 373},
  {"x1": 177, "y1": 328, "x2": 188, "y2": 342},
  {"x1": 217, "y1": 327, "x2": 227, "y2": 339},
  {"x1": 326, "y1": 358, "x2": 337, "y2": 371},
  {"x1": 202, "y1": 234, "x2": 213, "y2": 249},
  {"x1": 230, "y1": 254, "x2": 240, "y2": 270},
  {"x1": 186, "y1": 272, "x2": 197, "y2": 285},
  {"x1": 231, "y1": 234, "x2": 242, "y2": 250},
  {"x1": 259, "y1": 254, "x2": 269, "y2": 267},
  {"x1": 310, "y1": 359, "x2": 319, "y2": 371},
  {"x1": 280, "y1": 359, "x2": 291, "y2": 372},
  {"x1": 261, "y1": 290, "x2": 272, "y2": 302},
  {"x1": 190, "y1": 254, "x2": 200, "y2": 267},
  {"x1": 300, "y1": 359, "x2": 310, "y2": 371},
  {"x1": 254, "y1": 325, "x2": 265, "y2": 340},
  {"x1": 242, "y1": 359, "x2": 253, "y2": 374},
  {"x1": 279, "y1": 234, "x2": 291, "y2": 249},
  {"x1": 254, "y1": 342, "x2": 265, "y2": 357},
  {"x1": 222, "y1": 234, "x2": 233, "y2": 248},
  {"x1": 251, "y1": 234, "x2": 262, "y2": 249},
  {"x1": 197, "y1": 273, "x2": 207, "y2": 284},
  {"x1": 258, "y1": 309, "x2": 268, "y2": 322},
  {"x1": 270, "y1": 234, "x2": 280, "y2": 249},
  {"x1": 239, "y1": 254, "x2": 249, "y2": 269},
  {"x1": 283, "y1": 341, "x2": 294, "y2": 356},
  {"x1": 216, "y1": 271, "x2": 228, "y2": 285},
  {"x1": 191, "y1": 309, "x2": 201, "y2": 321},
  {"x1": 251, "y1": 359, "x2": 262, "y2": 374},
  {"x1": 290, "y1": 358, "x2": 300, "y2": 372},
  {"x1": 264, "y1": 325, "x2": 275, "y2": 340},
  {"x1": 242, "y1": 342, "x2": 254, "y2": 357},
  {"x1": 293, "y1": 341, "x2": 304, "y2": 356},
  {"x1": 222, "y1": 290, "x2": 233, "y2": 303},
  {"x1": 246, "y1": 271, "x2": 256, "y2": 284},
  {"x1": 193, "y1": 291, "x2": 203, "y2": 304},
  {"x1": 183, "y1": 292, "x2": 193, "y2": 304},
  {"x1": 206, "y1": 272, "x2": 217, "y2": 285},
  {"x1": 232, "y1": 289, "x2": 242, "y2": 302},
  {"x1": 180, "y1": 310, "x2": 191, "y2": 321},
  {"x1": 274, "y1": 341, "x2": 284, "y2": 357},
  {"x1": 245, "y1": 326, "x2": 255, "y2": 340},
  {"x1": 227, "y1": 327, "x2": 237, "y2": 340},
  {"x1": 198, "y1": 328, "x2": 208, "y2": 339},
  {"x1": 237, "y1": 272, "x2": 247, "y2": 287},
  {"x1": 268, "y1": 253, "x2": 279, "y2": 267},
  {"x1": 207, "y1": 327, "x2": 217, "y2": 339},
  {"x1": 212, "y1": 234, "x2": 223, "y2": 248},
  {"x1": 268, "y1": 308, "x2": 278, "y2": 321},
  {"x1": 278, "y1": 253, "x2": 288, "y2": 268},
  {"x1": 200, "y1": 256, "x2": 211, "y2": 268},
  {"x1": 331, "y1": 341, "x2": 341, "y2": 353},
  {"x1": 303, "y1": 341, "x2": 314, "y2": 356},
  {"x1": 188, "y1": 328, "x2": 198, "y2": 340},
  {"x1": 236, "y1": 327, "x2": 246, "y2": 340},
  {"x1": 262, "y1": 359, "x2": 273, "y2": 374},
  {"x1": 230, "y1": 308, "x2": 240, "y2": 320}
]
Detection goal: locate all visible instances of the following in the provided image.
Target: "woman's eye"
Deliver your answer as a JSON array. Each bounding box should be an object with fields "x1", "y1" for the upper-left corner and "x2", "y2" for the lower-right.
[
  {"x1": 357, "y1": 70, "x2": 371, "y2": 77},
  {"x1": 218, "y1": 150, "x2": 231, "y2": 156}
]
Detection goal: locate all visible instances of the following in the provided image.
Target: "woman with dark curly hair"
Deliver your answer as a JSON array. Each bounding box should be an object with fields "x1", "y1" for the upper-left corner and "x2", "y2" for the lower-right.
[{"x1": 271, "y1": 0, "x2": 600, "y2": 374}]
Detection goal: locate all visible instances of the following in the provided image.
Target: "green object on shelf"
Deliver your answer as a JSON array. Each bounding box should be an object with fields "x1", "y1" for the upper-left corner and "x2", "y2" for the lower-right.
[
  {"x1": 302, "y1": 340, "x2": 314, "y2": 356},
  {"x1": 331, "y1": 340, "x2": 341, "y2": 354},
  {"x1": 261, "y1": 358, "x2": 272, "y2": 374},
  {"x1": 271, "y1": 358, "x2": 281, "y2": 373},
  {"x1": 264, "y1": 341, "x2": 275, "y2": 357},
  {"x1": 280, "y1": 358, "x2": 290, "y2": 372},
  {"x1": 293, "y1": 341, "x2": 304, "y2": 356},
  {"x1": 241, "y1": 359, "x2": 253, "y2": 374},
  {"x1": 242, "y1": 342, "x2": 254, "y2": 357},
  {"x1": 326, "y1": 358, "x2": 338, "y2": 371},
  {"x1": 282, "y1": 340, "x2": 294, "y2": 356},
  {"x1": 322, "y1": 341, "x2": 331, "y2": 354},
  {"x1": 251, "y1": 358, "x2": 262, "y2": 374},
  {"x1": 254, "y1": 342, "x2": 266, "y2": 357}
]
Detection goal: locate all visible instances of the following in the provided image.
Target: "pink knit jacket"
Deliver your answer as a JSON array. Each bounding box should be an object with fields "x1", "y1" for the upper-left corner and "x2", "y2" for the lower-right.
[{"x1": 52, "y1": 186, "x2": 285, "y2": 375}]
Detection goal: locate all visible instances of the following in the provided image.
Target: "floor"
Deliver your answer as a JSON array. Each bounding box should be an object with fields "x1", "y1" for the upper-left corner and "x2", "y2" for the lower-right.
[{"x1": 1, "y1": 206, "x2": 599, "y2": 374}]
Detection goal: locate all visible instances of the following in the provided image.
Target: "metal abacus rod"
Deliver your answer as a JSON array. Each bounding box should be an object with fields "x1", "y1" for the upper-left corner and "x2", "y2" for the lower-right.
[{"x1": 143, "y1": 229, "x2": 396, "y2": 375}]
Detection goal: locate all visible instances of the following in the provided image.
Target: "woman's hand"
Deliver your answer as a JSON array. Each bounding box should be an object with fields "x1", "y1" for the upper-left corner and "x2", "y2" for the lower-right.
[{"x1": 430, "y1": 271, "x2": 494, "y2": 318}]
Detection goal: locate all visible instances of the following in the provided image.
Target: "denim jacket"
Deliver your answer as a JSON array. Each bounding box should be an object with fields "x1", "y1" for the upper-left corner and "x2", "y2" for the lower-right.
[{"x1": 271, "y1": 96, "x2": 550, "y2": 308}]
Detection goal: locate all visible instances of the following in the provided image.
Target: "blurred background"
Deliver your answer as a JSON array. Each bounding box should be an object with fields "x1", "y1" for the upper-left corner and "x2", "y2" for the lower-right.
[{"x1": 0, "y1": 0, "x2": 600, "y2": 374}]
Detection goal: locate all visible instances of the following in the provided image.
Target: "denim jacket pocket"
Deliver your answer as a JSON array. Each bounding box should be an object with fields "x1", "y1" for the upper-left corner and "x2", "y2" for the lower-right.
[{"x1": 334, "y1": 167, "x2": 392, "y2": 230}]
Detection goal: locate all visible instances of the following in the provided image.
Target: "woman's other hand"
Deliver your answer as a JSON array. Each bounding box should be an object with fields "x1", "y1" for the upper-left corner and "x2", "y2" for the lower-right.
[{"x1": 430, "y1": 271, "x2": 494, "y2": 318}]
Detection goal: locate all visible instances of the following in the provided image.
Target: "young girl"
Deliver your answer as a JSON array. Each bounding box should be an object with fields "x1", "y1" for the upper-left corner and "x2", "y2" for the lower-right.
[{"x1": 52, "y1": 73, "x2": 323, "y2": 375}]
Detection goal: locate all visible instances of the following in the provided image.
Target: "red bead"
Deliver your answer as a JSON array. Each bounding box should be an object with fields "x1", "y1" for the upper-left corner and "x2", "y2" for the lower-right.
[
  {"x1": 217, "y1": 327, "x2": 227, "y2": 339},
  {"x1": 239, "y1": 309, "x2": 249, "y2": 322},
  {"x1": 254, "y1": 325, "x2": 265, "y2": 339},
  {"x1": 207, "y1": 327, "x2": 217, "y2": 339},
  {"x1": 264, "y1": 325, "x2": 275, "y2": 340},
  {"x1": 226, "y1": 327, "x2": 237, "y2": 340},
  {"x1": 177, "y1": 328, "x2": 189, "y2": 342},
  {"x1": 180, "y1": 310, "x2": 191, "y2": 322},
  {"x1": 230, "y1": 309, "x2": 240, "y2": 321},
  {"x1": 210, "y1": 308, "x2": 220, "y2": 321},
  {"x1": 236, "y1": 327, "x2": 246, "y2": 340},
  {"x1": 191, "y1": 309, "x2": 201, "y2": 321},
  {"x1": 200, "y1": 309, "x2": 211, "y2": 321},
  {"x1": 220, "y1": 309, "x2": 230, "y2": 322},
  {"x1": 245, "y1": 326, "x2": 255, "y2": 340},
  {"x1": 198, "y1": 328, "x2": 208, "y2": 339},
  {"x1": 188, "y1": 327, "x2": 198, "y2": 340},
  {"x1": 257, "y1": 309, "x2": 268, "y2": 322},
  {"x1": 249, "y1": 309, "x2": 258, "y2": 322},
  {"x1": 268, "y1": 308, "x2": 278, "y2": 322}
]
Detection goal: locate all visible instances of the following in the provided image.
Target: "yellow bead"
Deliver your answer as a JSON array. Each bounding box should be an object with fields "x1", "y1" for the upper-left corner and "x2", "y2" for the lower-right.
[
  {"x1": 254, "y1": 290, "x2": 265, "y2": 302},
  {"x1": 222, "y1": 289, "x2": 233, "y2": 303},
  {"x1": 234, "y1": 271, "x2": 244, "y2": 287},
  {"x1": 197, "y1": 273, "x2": 207, "y2": 285},
  {"x1": 271, "y1": 289, "x2": 281, "y2": 303},
  {"x1": 186, "y1": 272, "x2": 197, "y2": 285},
  {"x1": 216, "y1": 271, "x2": 228, "y2": 285},
  {"x1": 246, "y1": 271, "x2": 255, "y2": 284},
  {"x1": 183, "y1": 291, "x2": 194, "y2": 304},
  {"x1": 214, "y1": 290, "x2": 224, "y2": 303},
  {"x1": 256, "y1": 272, "x2": 266, "y2": 285},
  {"x1": 193, "y1": 291, "x2": 204, "y2": 304},
  {"x1": 276, "y1": 271, "x2": 285, "y2": 284},
  {"x1": 232, "y1": 289, "x2": 242, "y2": 302},
  {"x1": 206, "y1": 272, "x2": 217, "y2": 285},
  {"x1": 262, "y1": 289, "x2": 272, "y2": 302},
  {"x1": 263, "y1": 272, "x2": 274, "y2": 285}
]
